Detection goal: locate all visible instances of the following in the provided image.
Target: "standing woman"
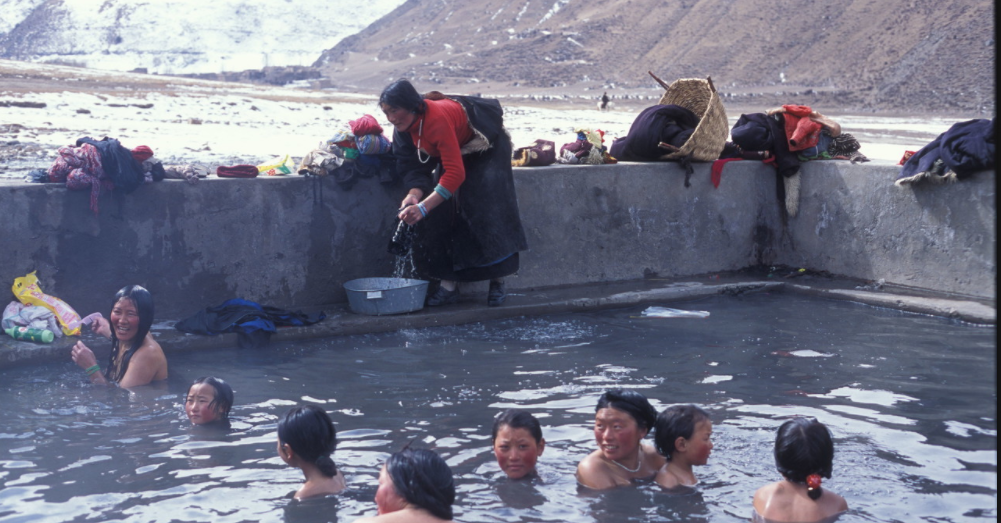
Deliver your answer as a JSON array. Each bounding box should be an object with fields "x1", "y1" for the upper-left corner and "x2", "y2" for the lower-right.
[
  {"x1": 70, "y1": 285, "x2": 167, "y2": 388},
  {"x1": 381, "y1": 79, "x2": 528, "y2": 307},
  {"x1": 576, "y1": 389, "x2": 666, "y2": 489}
]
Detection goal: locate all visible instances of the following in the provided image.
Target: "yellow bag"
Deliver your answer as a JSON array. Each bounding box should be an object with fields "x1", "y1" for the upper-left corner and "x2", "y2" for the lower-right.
[
  {"x1": 12, "y1": 271, "x2": 82, "y2": 336},
  {"x1": 256, "y1": 154, "x2": 294, "y2": 176}
]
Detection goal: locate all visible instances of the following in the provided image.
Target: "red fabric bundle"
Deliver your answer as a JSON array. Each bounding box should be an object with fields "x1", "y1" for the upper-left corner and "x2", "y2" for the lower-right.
[
  {"x1": 349, "y1": 114, "x2": 384, "y2": 136},
  {"x1": 215, "y1": 164, "x2": 259, "y2": 178},
  {"x1": 131, "y1": 145, "x2": 154, "y2": 163},
  {"x1": 782, "y1": 104, "x2": 821, "y2": 152}
]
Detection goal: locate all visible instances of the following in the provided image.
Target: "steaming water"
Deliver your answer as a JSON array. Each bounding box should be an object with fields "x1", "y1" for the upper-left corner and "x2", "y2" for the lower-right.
[{"x1": 0, "y1": 292, "x2": 994, "y2": 522}]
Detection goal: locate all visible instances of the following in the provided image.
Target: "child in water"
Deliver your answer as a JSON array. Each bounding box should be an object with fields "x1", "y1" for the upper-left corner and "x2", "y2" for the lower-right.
[
  {"x1": 277, "y1": 405, "x2": 346, "y2": 499},
  {"x1": 654, "y1": 404, "x2": 714, "y2": 489},
  {"x1": 184, "y1": 376, "x2": 233, "y2": 427},
  {"x1": 752, "y1": 418, "x2": 848, "y2": 523},
  {"x1": 492, "y1": 409, "x2": 546, "y2": 479}
]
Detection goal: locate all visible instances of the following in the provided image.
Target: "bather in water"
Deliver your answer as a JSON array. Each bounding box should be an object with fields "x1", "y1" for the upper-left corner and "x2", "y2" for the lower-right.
[
  {"x1": 576, "y1": 389, "x2": 666, "y2": 489},
  {"x1": 69, "y1": 285, "x2": 167, "y2": 388}
]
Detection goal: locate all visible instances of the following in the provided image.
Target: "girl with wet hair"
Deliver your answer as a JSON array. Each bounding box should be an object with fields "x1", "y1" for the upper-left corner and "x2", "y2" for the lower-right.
[
  {"x1": 491, "y1": 409, "x2": 545, "y2": 479},
  {"x1": 752, "y1": 418, "x2": 848, "y2": 522},
  {"x1": 654, "y1": 404, "x2": 714, "y2": 489},
  {"x1": 70, "y1": 285, "x2": 167, "y2": 388},
  {"x1": 185, "y1": 376, "x2": 234, "y2": 427},
  {"x1": 277, "y1": 405, "x2": 346, "y2": 499},
  {"x1": 356, "y1": 448, "x2": 456, "y2": 523},
  {"x1": 576, "y1": 389, "x2": 666, "y2": 490}
]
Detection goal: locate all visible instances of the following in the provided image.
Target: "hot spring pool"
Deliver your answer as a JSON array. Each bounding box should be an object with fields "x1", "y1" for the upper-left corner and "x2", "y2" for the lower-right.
[{"x1": 0, "y1": 291, "x2": 995, "y2": 522}]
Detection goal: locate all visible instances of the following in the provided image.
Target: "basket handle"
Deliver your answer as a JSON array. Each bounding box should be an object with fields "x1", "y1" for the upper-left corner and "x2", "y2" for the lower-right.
[
  {"x1": 648, "y1": 71, "x2": 717, "y2": 94},
  {"x1": 648, "y1": 70, "x2": 671, "y2": 91}
]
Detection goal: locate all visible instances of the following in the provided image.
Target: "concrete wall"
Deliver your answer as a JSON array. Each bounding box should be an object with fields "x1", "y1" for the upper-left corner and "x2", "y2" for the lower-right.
[{"x1": 0, "y1": 160, "x2": 994, "y2": 318}]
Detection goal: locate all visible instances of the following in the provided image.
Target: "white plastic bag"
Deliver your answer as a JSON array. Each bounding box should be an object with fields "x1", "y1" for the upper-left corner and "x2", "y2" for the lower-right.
[{"x1": 640, "y1": 306, "x2": 710, "y2": 319}]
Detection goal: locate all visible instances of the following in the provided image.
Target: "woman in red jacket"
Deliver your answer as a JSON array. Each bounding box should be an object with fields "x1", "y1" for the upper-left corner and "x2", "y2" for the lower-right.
[{"x1": 380, "y1": 79, "x2": 528, "y2": 307}]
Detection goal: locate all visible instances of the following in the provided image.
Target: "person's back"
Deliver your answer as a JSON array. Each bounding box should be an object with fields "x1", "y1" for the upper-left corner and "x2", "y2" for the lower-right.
[
  {"x1": 753, "y1": 480, "x2": 847, "y2": 522},
  {"x1": 752, "y1": 417, "x2": 847, "y2": 523}
]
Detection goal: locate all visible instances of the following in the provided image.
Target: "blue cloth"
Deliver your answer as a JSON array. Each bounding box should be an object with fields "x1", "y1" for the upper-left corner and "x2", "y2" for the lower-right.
[{"x1": 175, "y1": 298, "x2": 325, "y2": 348}]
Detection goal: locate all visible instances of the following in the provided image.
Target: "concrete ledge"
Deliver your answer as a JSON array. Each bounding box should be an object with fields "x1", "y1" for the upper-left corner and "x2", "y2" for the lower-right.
[
  {"x1": 2, "y1": 277, "x2": 993, "y2": 369},
  {"x1": 786, "y1": 284, "x2": 997, "y2": 324},
  {"x1": 0, "y1": 160, "x2": 994, "y2": 368}
]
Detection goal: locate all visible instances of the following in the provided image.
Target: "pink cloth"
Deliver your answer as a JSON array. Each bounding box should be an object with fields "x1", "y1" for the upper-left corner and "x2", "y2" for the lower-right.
[
  {"x1": 48, "y1": 143, "x2": 113, "y2": 214},
  {"x1": 710, "y1": 158, "x2": 743, "y2": 188},
  {"x1": 349, "y1": 114, "x2": 384, "y2": 136},
  {"x1": 131, "y1": 145, "x2": 154, "y2": 163},
  {"x1": 782, "y1": 104, "x2": 821, "y2": 152}
]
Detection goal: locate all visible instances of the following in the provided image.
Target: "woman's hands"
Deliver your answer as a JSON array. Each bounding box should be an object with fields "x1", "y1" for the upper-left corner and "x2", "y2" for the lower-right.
[
  {"x1": 71, "y1": 340, "x2": 110, "y2": 385},
  {"x1": 397, "y1": 190, "x2": 445, "y2": 226},
  {"x1": 71, "y1": 341, "x2": 98, "y2": 370},
  {"x1": 398, "y1": 192, "x2": 423, "y2": 225},
  {"x1": 90, "y1": 316, "x2": 112, "y2": 338}
]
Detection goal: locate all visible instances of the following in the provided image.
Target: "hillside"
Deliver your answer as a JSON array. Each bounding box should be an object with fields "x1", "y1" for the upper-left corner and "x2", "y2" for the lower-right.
[
  {"x1": 0, "y1": 0, "x2": 404, "y2": 75},
  {"x1": 315, "y1": 0, "x2": 995, "y2": 115}
]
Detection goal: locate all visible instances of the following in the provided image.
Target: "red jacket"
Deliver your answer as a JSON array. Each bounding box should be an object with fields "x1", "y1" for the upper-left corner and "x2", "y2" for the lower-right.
[
  {"x1": 404, "y1": 99, "x2": 474, "y2": 194},
  {"x1": 782, "y1": 104, "x2": 821, "y2": 152}
]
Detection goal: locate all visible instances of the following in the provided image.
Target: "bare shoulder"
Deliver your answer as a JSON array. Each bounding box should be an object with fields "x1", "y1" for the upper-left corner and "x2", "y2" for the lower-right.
[
  {"x1": 133, "y1": 335, "x2": 167, "y2": 366},
  {"x1": 642, "y1": 442, "x2": 666, "y2": 469},
  {"x1": 752, "y1": 481, "x2": 779, "y2": 511},
  {"x1": 576, "y1": 451, "x2": 613, "y2": 489},
  {"x1": 821, "y1": 490, "x2": 848, "y2": 513},
  {"x1": 655, "y1": 465, "x2": 680, "y2": 489}
]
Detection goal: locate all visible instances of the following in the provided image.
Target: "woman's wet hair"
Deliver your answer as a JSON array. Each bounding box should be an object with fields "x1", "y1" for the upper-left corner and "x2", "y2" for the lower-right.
[
  {"x1": 595, "y1": 389, "x2": 658, "y2": 432},
  {"x1": 379, "y1": 78, "x2": 426, "y2": 115},
  {"x1": 491, "y1": 409, "x2": 543, "y2": 444},
  {"x1": 106, "y1": 285, "x2": 154, "y2": 382},
  {"x1": 654, "y1": 404, "x2": 711, "y2": 460},
  {"x1": 385, "y1": 448, "x2": 455, "y2": 520},
  {"x1": 188, "y1": 376, "x2": 234, "y2": 421},
  {"x1": 774, "y1": 417, "x2": 835, "y2": 492},
  {"x1": 278, "y1": 405, "x2": 338, "y2": 478}
]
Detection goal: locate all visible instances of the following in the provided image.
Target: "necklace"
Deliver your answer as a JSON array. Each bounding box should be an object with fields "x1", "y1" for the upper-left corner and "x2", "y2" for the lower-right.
[
  {"x1": 415, "y1": 117, "x2": 430, "y2": 164},
  {"x1": 610, "y1": 448, "x2": 642, "y2": 473}
]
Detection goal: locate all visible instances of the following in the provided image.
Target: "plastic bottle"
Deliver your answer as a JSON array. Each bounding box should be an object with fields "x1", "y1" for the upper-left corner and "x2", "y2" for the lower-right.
[{"x1": 4, "y1": 326, "x2": 55, "y2": 343}]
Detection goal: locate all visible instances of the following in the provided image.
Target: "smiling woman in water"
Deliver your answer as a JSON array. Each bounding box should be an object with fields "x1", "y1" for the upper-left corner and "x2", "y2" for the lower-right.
[
  {"x1": 69, "y1": 285, "x2": 167, "y2": 388},
  {"x1": 576, "y1": 389, "x2": 666, "y2": 489}
]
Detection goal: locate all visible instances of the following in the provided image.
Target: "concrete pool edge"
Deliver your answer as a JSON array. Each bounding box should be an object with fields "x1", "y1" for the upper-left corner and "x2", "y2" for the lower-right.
[{"x1": 2, "y1": 278, "x2": 993, "y2": 369}]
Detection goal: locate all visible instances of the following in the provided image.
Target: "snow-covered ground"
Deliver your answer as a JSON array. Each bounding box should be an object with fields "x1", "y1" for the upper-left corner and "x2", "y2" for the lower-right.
[{"x1": 0, "y1": 61, "x2": 967, "y2": 180}]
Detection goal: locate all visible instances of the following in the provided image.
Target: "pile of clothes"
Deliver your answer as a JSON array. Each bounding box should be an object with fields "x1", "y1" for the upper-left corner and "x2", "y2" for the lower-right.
[
  {"x1": 609, "y1": 104, "x2": 699, "y2": 162},
  {"x1": 558, "y1": 127, "x2": 616, "y2": 165},
  {"x1": 896, "y1": 118, "x2": 995, "y2": 186},
  {"x1": 299, "y1": 114, "x2": 394, "y2": 188},
  {"x1": 41, "y1": 136, "x2": 204, "y2": 214}
]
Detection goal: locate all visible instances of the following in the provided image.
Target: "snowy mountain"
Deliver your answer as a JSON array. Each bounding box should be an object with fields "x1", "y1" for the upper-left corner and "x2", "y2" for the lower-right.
[{"x1": 0, "y1": 0, "x2": 405, "y2": 75}]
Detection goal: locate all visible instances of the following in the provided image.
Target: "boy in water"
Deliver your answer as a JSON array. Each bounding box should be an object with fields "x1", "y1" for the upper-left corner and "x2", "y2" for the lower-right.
[{"x1": 653, "y1": 404, "x2": 713, "y2": 488}]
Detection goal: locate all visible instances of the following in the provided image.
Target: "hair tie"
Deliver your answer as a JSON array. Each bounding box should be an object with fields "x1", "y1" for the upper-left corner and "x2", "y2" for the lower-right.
[{"x1": 806, "y1": 473, "x2": 823, "y2": 500}]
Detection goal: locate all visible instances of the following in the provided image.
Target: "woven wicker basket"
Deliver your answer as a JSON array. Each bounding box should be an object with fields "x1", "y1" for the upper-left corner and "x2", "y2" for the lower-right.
[{"x1": 654, "y1": 75, "x2": 729, "y2": 162}]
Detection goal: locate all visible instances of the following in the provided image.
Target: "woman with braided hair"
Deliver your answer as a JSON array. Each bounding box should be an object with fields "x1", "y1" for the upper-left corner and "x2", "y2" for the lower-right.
[
  {"x1": 356, "y1": 448, "x2": 456, "y2": 523},
  {"x1": 752, "y1": 417, "x2": 848, "y2": 522},
  {"x1": 277, "y1": 405, "x2": 346, "y2": 499},
  {"x1": 70, "y1": 285, "x2": 167, "y2": 388}
]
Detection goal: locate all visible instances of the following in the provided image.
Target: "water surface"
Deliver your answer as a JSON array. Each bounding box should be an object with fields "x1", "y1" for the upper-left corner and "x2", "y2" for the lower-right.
[{"x1": 0, "y1": 292, "x2": 995, "y2": 522}]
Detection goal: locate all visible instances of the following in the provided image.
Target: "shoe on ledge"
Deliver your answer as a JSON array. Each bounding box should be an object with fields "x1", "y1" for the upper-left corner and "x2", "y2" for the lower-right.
[
  {"x1": 426, "y1": 285, "x2": 459, "y2": 307},
  {"x1": 487, "y1": 280, "x2": 506, "y2": 307}
]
